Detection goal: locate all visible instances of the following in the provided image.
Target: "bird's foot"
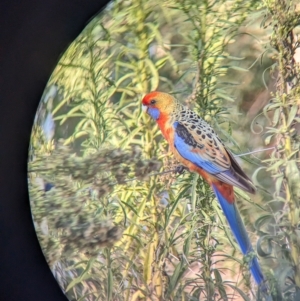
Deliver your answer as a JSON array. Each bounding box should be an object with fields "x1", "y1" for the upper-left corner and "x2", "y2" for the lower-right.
[{"x1": 175, "y1": 165, "x2": 188, "y2": 175}]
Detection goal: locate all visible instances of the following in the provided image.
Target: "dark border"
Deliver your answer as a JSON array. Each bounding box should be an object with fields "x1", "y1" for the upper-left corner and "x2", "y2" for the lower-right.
[{"x1": 0, "y1": 1, "x2": 110, "y2": 300}]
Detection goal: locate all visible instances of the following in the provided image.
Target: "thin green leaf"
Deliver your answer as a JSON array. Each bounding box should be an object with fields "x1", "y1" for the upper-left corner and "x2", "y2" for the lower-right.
[
  {"x1": 226, "y1": 283, "x2": 251, "y2": 301},
  {"x1": 287, "y1": 104, "x2": 298, "y2": 127},
  {"x1": 257, "y1": 235, "x2": 273, "y2": 257}
]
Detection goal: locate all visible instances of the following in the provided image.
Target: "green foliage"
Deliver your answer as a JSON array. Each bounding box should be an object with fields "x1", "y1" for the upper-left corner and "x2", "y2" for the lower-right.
[
  {"x1": 28, "y1": 0, "x2": 300, "y2": 300},
  {"x1": 250, "y1": 1, "x2": 300, "y2": 300},
  {"x1": 28, "y1": 142, "x2": 161, "y2": 263}
]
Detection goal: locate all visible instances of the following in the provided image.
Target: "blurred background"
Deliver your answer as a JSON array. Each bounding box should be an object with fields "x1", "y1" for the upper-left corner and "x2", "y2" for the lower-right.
[{"x1": 28, "y1": 0, "x2": 300, "y2": 300}]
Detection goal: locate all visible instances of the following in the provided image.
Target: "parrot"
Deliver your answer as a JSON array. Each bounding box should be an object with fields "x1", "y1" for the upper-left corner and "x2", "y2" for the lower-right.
[{"x1": 141, "y1": 91, "x2": 266, "y2": 288}]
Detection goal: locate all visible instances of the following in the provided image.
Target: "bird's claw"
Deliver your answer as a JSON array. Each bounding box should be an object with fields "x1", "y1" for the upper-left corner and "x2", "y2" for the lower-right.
[{"x1": 175, "y1": 165, "x2": 188, "y2": 175}]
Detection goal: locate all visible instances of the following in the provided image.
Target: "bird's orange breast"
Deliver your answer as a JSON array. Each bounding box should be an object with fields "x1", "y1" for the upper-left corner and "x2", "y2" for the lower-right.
[{"x1": 156, "y1": 113, "x2": 172, "y2": 139}]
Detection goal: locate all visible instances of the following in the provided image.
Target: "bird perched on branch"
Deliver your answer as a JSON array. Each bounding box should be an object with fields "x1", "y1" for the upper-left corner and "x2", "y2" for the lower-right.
[{"x1": 141, "y1": 91, "x2": 266, "y2": 288}]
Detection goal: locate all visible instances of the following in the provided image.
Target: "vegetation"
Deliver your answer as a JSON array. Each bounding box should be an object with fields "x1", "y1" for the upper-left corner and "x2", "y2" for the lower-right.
[{"x1": 28, "y1": 0, "x2": 300, "y2": 300}]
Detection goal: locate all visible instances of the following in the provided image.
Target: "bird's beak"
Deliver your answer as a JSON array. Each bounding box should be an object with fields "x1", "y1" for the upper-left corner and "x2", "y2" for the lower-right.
[{"x1": 142, "y1": 104, "x2": 148, "y2": 113}]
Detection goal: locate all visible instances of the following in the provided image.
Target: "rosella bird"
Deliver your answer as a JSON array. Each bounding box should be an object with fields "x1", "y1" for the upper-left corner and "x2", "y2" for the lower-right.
[{"x1": 142, "y1": 91, "x2": 265, "y2": 287}]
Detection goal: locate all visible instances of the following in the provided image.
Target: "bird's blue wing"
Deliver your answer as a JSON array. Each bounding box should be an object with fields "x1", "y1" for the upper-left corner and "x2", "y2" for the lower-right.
[
  {"x1": 173, "y1": 121, "x2": 256, "y2": 193},
  {"x1": 173, "y1": 121, "x2": 229, "y2": 174}
]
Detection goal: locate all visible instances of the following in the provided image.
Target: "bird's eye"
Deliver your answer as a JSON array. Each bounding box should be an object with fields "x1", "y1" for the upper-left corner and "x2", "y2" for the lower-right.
[{"x1": 150, "y1": 99, "x2": 156, "y2": 105}]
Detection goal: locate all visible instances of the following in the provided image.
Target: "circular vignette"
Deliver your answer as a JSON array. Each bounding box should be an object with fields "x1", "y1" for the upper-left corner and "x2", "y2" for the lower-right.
[
  {"x1": 0, "y1": 1, "x2": 110, "y2": 301},
  {"x1": 26, "y1": 1, "x2": 287, "y2": 301}
]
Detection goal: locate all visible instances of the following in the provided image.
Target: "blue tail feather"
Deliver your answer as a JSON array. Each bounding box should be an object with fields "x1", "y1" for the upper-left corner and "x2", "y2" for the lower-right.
[{"x1": 212, "y1": 184, "x2": 264, "y2": 285}]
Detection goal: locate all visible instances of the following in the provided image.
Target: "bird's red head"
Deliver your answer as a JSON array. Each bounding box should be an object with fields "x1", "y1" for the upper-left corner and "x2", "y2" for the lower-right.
[
  {"x1": 142, "y1": 91, "x2": 176, "y2": 120},
  {"x1": 142, "y1": 91, "x2": 161, "y2": 106}
]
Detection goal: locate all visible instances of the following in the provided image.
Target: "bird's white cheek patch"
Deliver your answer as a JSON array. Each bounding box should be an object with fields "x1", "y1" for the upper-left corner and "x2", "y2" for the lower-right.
[{"x1": 142, "y1": 104, "x2": 148, "y2": 113}]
